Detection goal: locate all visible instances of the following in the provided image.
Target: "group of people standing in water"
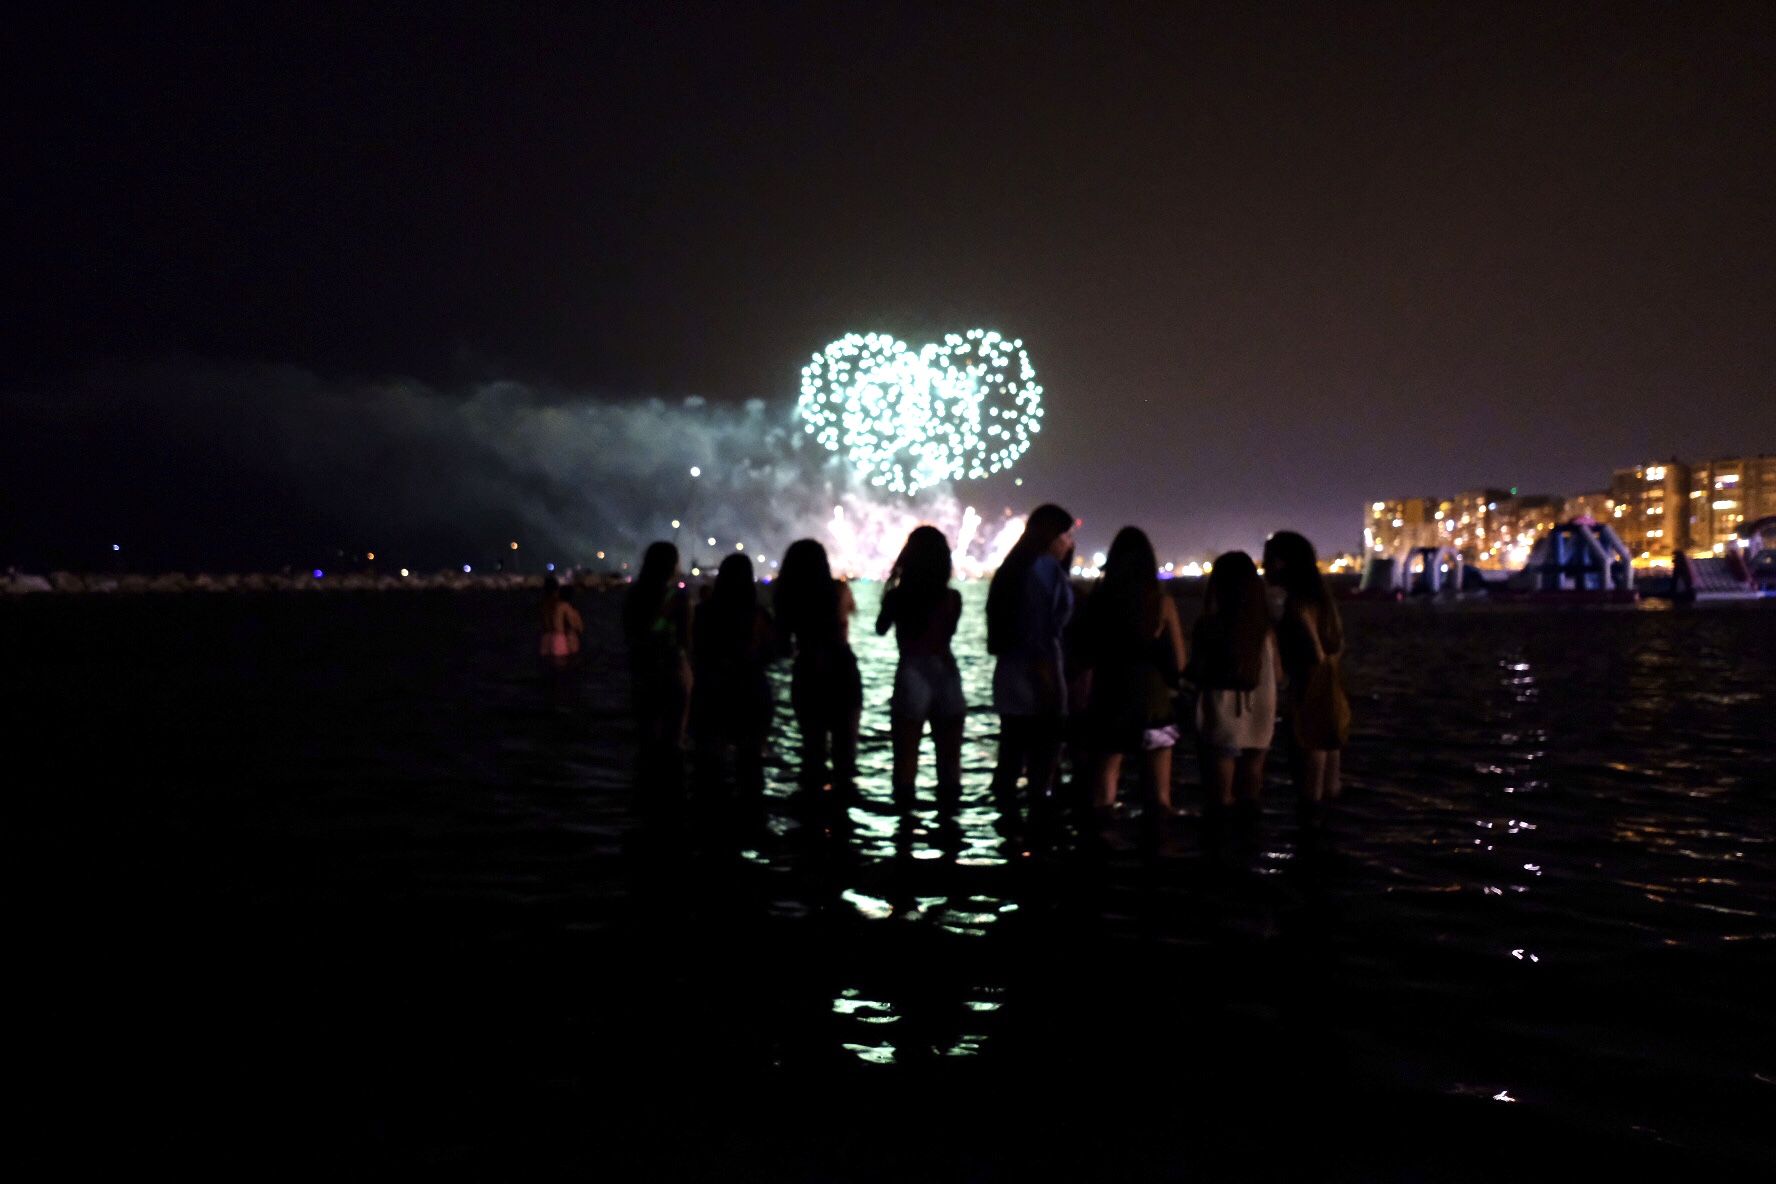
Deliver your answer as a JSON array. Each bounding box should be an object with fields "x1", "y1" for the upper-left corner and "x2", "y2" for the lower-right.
[{"x1": 612, "y1": 503, "x2": 1351, "y2": 823}]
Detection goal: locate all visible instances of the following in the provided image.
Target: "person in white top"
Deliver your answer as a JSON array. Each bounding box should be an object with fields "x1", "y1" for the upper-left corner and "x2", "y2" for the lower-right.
[{"x1": 1187, "y1": 551, "x2": 1281, "y2": 812}]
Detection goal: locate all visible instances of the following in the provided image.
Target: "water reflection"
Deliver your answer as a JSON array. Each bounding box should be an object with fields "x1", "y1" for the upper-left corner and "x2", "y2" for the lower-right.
[
  {"x1": 24, "y1": 582, "x2": 1776, "y2": 1168},
  {"x1": 630, "y1": 588, "x2": 1776, "y2": 1147}
]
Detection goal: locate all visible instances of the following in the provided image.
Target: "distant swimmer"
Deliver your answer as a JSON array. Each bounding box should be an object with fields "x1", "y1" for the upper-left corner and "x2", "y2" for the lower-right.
[{"x1": 539, "y1": 575, "x2": 584, "y2": 665}]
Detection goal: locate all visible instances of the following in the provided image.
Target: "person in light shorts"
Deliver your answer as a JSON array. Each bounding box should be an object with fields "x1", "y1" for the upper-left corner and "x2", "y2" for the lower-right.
[{"x1": 876, "y1": 526, "x2": 966, "y2": 805}]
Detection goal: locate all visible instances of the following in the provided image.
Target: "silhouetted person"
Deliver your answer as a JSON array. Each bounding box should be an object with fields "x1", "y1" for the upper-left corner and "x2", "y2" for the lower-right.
[
  {"x1": 690, "y1": 553, "x2": 775, "y2": 793},
  {"x1": 985, "y1": 504, "x2": 1075, "y2": 809},
  {"x1": 1078, "y1": 526, "x2": 1186, "y2": 817},
  {"x1": 1188, "y1": 551, "x2": 1279, "y2": 815},
  {"x1": 624, "y1": 541, "x2": 692, "y2": 779},
  {"x1": 774, "y1": 539, "x2": 861, "y2": 792},
  {"x1": 1263, "y1": 531, "x2": 1350, "y2": 823},
  {"x1": 876, "y1": 525, "x2": 965, "y2": 807},
  {"x1": 1672, "y1": 549, "x2": 1697, "y2": 604}
]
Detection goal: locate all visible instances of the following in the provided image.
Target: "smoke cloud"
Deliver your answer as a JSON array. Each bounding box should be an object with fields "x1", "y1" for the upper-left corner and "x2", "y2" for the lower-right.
[{"x1": 2, "y1": 361, "x2": 1018, "y2": 573}]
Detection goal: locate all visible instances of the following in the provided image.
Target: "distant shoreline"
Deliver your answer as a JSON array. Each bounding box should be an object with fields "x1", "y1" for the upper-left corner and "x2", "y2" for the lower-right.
[
  {"x1": 0, "y1": 569, "x2": 1263, "y2": 598},
  {"x1": 0, "y1": 571, "x2": 624, "y2": 595}
]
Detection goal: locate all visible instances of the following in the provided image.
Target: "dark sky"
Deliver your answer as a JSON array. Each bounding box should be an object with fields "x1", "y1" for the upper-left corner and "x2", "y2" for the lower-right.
[{"x1": 4, "y1": 2, "x2": 1772, "y2": 569}]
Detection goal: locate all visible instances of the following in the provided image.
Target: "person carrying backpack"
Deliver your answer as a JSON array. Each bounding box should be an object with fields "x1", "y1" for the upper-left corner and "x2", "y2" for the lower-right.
[{"x1": 1187, "y1": 550, "x2": 1279, "y2": 814}]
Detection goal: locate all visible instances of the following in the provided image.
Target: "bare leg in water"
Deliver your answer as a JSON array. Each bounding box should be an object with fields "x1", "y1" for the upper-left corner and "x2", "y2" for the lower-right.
[
  {"x1": 1025, "y1": 725, "x2": 1062, "y2": 808},
  {"x1": 798, "y1": 722, "x2": 828, "y2": 787},
  {"x1": 832, "y1": 708, "x2": 861, "y2": 791},
  {"x1": 1301, "y1": 749, "x2": 1333, "y2": 803},
  {"x1": 933, "y1": 715, "x2": 963, "y2": 798},
  {"x1": 1200, "y1": 744, "x2": 1236, "y2": 809},
  {"x1": 1234, "y1": 750, "x2": 1266, "y2": 804},
  {"x1": 991, "y1": 716, "x2": 1031, "y2": 799},
  {"x1": 891, "y1": 718, "x2": 923, "y2": 801},
  {"x1": 1094, "y1": 752, "x2": 1123, "y2": 810},
  {"x1": 1146, "y1": 744, "x2": 1174, "y2": 812}
]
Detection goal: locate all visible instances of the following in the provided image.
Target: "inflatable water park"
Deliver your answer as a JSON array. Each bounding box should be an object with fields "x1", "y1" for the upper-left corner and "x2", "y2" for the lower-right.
[{"x1": 1356, "y1": 515, "x2": 1776, "y2": 603}]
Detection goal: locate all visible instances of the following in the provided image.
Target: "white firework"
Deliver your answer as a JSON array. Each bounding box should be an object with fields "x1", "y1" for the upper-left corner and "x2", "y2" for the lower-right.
[{"x1": 798, "y1": 329, "x2": 1045, "y2": 495}]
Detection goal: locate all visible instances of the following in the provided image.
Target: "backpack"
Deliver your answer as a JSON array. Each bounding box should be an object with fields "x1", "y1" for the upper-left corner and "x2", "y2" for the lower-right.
[{"x1": 1185, "y1": 616, "x2": 1260, "y2": 692}]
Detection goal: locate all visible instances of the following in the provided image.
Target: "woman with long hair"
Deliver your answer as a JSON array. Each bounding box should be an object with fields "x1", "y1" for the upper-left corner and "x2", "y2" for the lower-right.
[
  {"x1": 1261, "y1": 531, "x2": 1350, "y2": 819},
  {"x1": 1188, "y1": 551, "x2": 1279, "y2": 813},
  {"x1": 1078, "y1": 526, "x2": 1186, "y2": 815},
  {"x1": 985, "y1": 503, "x2": 1076, "y2": 806},
  {"x1": 690, "y1": 553, "x2": 776, "y2": 793},
  {"x1": 623, "y1": 541, "x2": 692, "y2": 774},
  {"x1": 876, "y1": 525, "x2": 966, "y2": 805},
  {"x1": 774, "y1": 538, "x2": 861, "y2": 792}
]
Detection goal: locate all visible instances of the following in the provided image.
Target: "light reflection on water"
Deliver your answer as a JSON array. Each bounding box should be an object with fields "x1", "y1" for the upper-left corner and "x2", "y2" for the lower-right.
[
  {"x1": 726, "y1": 586, "x2": 1776, "y2": 1143},
  {"x1": 756, "y1": 587, "x2": 1776, "y2": 953}
]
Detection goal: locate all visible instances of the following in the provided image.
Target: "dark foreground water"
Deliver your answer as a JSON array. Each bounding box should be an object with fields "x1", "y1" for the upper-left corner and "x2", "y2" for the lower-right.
[{"x1": 9, "y1": 587, "x2": 1774, "y2": 1177}]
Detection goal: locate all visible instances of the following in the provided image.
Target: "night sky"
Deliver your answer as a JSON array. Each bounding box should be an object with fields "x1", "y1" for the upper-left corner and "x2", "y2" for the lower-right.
[{"x1": 4, "y1": 2, "x2": 1772, "y2": 570}]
